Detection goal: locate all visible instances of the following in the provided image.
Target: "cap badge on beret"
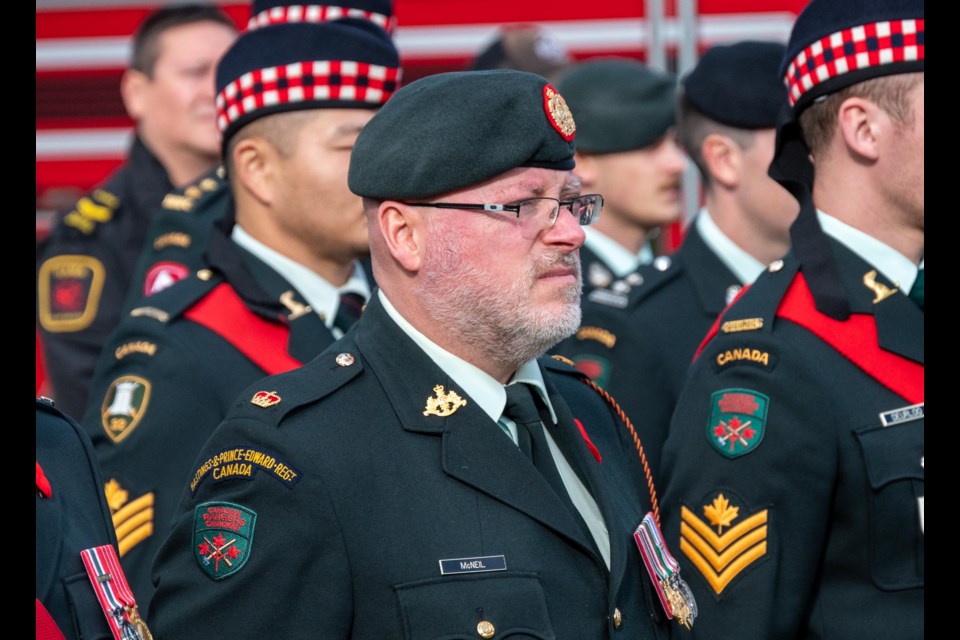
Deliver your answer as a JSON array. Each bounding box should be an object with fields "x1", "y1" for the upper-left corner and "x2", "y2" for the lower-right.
[
  {"x1": 543, "y1": 85, "x2": 575, "y2": 141},
  {"x1": 248, "y1": 4, "x2": 395, "y2": 34},
  {"x1": 784, "y1": 18, "x2": 924, "y2": 106}
]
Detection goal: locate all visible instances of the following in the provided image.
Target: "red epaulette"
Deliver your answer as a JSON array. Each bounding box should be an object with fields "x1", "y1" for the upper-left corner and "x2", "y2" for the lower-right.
[
  {"x1": 777, "y1": 272, "x2": 923, "y2": 404},
  {"x1": 184, "y1": 283, "x2": 302, "y2": 375}
]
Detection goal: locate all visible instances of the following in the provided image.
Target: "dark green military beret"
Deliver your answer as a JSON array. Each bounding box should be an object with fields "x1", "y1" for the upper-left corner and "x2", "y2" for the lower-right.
[
  {"x1": 556, "y1": 58, "x2": 676, "y2": 154},
  {"x1": 682, "y1": 41, "x2": 787, "y2": 129},
  {"x1": 348, "y1": 69, "x2": 577, "y2": 200}
]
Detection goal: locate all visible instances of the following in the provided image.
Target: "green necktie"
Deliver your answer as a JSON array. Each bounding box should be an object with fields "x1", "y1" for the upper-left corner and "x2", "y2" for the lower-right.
[{"x1": 908, "y1": 269, "x2": 924, "y2": 309}]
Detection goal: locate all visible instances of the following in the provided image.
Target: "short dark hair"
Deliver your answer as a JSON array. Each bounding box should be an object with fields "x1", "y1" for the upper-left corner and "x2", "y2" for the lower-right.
[
  {"x1": 677, "y1": 93, "x2": 756, "y2": 188},
  {"x1": 130, "y1": 4, "x2": 236, "y2": 77}
]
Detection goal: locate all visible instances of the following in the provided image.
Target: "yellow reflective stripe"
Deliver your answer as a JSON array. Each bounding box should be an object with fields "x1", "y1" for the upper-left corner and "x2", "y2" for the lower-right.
[
  {"x1": 681, "y1": 537, "x2": 767, "y2": 595},
  {"x1": 118, "y1": 522, "x2": 154, "y2": 558},
  {"x1": 681, "y1": 522, "x2": 767, "y2": 572},
  {"x1": 681, "y1": 506, "x2": 767, "y2": 552}
]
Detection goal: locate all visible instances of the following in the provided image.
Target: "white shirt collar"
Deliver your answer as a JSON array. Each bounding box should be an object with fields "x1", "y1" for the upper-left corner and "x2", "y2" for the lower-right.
[
  {"x1": 582, "y1": 227, "x2": 654, "y2": 277},
  {"x1": 695, "y1": 208, "x2": 766, "y2": 285},
  {"x1": 378, "y1": 290, "x2": 558, "y2": 425},
  {"x1": 816, "y1": 210, "x2": 921, "y2": 291},
  {"x1": 232, "y1": 224, "x2": 370, "y2": 331}
]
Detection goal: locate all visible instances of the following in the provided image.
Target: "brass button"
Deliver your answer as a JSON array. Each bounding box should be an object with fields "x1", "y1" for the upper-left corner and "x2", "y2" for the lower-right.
[
  {"x1": 768, "y1": 259, "x2": 784, "y2": 273},
  {"x1": 197, "y1": 269, "x2": 213, "y2": 281},
  {"x1": 476, "y1": 619, "x2": 495, "y2": 639},
  {"x1": 335, "y1": 353, "x2": 355, "y2": 367},
  {"x1": 612, "y1": 607, "x2": 623, "y2": 629}
]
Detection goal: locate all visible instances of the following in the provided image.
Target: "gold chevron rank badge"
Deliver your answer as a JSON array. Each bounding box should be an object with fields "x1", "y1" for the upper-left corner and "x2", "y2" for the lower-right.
[{"x1": 680, "y1": 492, "x2": 768, "y2": 595}]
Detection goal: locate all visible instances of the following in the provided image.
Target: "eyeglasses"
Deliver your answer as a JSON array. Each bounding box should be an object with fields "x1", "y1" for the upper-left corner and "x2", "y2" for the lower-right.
[{"x1": 400, "y1": 194, "x2": 603, "y2": 227}]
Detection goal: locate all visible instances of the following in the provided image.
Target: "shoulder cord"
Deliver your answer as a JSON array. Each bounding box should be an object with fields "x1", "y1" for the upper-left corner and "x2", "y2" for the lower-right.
[{"x1": 578, "y1": 376, "x2": 661, "y2": 527}]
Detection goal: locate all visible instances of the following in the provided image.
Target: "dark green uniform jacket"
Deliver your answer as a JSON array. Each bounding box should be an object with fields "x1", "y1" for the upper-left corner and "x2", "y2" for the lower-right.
[
  {"x1": 554, "y1": 225, "x2": 741, "y2": 482},
  {"x1": 659, "y1": 234, "x2": 923, "y2": 638},
  {"x1": 37, "y1": 137, "x2": 175, "y2": 420},
  {"x1": 37, "y1": 397, "x2": 124, "y2": 639},
  {"x1": 149, "y1": 294, "x2": 672, "y2": 639},
  {"x1": 81, "y1": 222, "x2": 338, "y2": 617}
]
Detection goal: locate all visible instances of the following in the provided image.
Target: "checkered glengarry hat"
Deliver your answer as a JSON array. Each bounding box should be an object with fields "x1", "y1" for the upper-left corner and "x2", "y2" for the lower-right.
[
  {"x1": 771, "y1": 0, "x2": 924, "y2": 321},
  {"x1": 247, "y1": 0, "x2": 395, "y2": 34},
  {"x1": 771, "y1": 0, "x2": 924, "y2": 189},
  {"x1": 215, "y1": 17, "x2": 401, "y2": 149}
]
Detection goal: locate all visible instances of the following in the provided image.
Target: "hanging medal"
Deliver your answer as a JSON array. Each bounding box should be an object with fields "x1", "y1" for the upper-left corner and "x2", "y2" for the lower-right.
[
  {"x1": 80, "y1": 544, "x2": 154, "y2": 640},
  {"x1": 634, "y1": 512, "x2": 698, "y2": 629}
]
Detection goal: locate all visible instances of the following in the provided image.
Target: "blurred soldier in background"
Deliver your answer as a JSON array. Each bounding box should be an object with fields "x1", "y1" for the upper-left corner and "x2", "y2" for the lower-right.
[
  {"x1": 552, "y1": 41, "x2": 797, "y2": 481},
  {"x1": 556, "y1": 58, "x2": 686, "y2": 300},
  {"x1": 80, "y1": 6, "x2": 401, "y2": 613},
  {"x1": 37, "y1": 4, "x2": 238, "y2": 419}
]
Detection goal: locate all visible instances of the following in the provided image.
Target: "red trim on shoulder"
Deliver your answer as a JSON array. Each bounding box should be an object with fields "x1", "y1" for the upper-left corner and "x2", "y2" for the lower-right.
[
  {"x1": 777, "y1": 272, "x2": 923, "y2": 404},
  {"x1": 184, "y1": 283, "x2": 302, "y2": 376},
  {"x1": 693, "y1": 284, "x2": 752, "y2": 362}
]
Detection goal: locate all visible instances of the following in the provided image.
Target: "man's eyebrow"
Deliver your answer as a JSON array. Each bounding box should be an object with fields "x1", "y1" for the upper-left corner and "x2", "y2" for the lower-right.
[
  {"x1": 560, "y1": 176, "x2": 583, "y2": 198},
  {"x1": 333, "y1": 122, "x2": 366, "y2": 137}
]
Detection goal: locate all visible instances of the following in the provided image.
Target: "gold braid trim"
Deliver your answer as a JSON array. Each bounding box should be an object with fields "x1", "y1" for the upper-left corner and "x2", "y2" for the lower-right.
[{"x1": 579, "y1": 376, "x2": 661, "y2": 527}]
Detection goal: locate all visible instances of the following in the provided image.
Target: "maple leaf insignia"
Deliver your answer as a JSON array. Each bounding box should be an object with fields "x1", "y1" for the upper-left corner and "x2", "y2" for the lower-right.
[
  {"x1": 703, "y1": 493, "x2": 740, "y2": 534},
  {"x1": 713, "y1": 425, "x2": 726, "y2": 438},
  {"x1": 213, "y1": 533, "x2": 226, "y2": 547},
  {"x1": 227, "y1": 546, "x2": 241, "y2": 559},
  {"x1": 198, "y1": 542, "x2": 210, "y2": 555}
]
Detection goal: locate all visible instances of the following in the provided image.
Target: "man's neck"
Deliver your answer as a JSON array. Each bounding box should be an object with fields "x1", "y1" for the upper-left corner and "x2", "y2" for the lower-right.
[
  {"x1": 705, "y1": 192, "x2": 791, "y2": 266},
  {"x1": 590, "y1": 214, "x2": 650, "y2": 255}
]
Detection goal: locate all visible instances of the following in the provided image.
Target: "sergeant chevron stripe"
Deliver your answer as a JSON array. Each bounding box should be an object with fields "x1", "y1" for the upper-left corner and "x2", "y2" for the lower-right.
[
  {"x1": 680, "y1": 495, "x2": 768, "y2": 595},
  {"x1": 106, "y1": 479, "x2": 155, "y2": 557}
]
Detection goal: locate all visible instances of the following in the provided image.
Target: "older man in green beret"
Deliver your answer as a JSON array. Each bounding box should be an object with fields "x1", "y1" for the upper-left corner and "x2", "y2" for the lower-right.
[
  {"x1": 557, "y1": 58, "x2": 687, "y2": 300},
  {"x1": 149, "y1": 69, "x2": 693, "y2": 639}
]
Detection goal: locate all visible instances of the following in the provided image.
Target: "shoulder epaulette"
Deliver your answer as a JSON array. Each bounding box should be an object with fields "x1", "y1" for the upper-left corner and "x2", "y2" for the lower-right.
[
  {"x1": 229, "y1": 345, "x2": 366, "y2": 426},
  {"x1": 693, "y1": 256, "x2": 799, "y2": 359},
  {"x1": 127, "y1": 269, "x2": 222, "y2": 323},
  {"x1": 161, "y1": 167, "x2": 227, "y2": 214},
  {"x1": 62, "y1": 188, "x2": 121, "y2": 235}
]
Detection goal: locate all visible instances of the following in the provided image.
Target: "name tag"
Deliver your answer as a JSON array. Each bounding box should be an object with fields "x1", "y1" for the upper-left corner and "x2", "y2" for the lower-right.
[
  {"x1": 439, "y1": 555, "x2": 506, "y2": 575},
  {"x1": 879, "y1": 403, "x2": 924, "y2": 427}
]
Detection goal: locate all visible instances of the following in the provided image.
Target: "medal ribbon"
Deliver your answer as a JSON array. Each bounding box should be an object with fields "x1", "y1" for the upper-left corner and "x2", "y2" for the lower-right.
[
  {"x1": 634, "y1": 512, "x2": 678, "y2": 618},
  {"x1": 80, "y1": 545, "x2": 142, "y2": 640}
]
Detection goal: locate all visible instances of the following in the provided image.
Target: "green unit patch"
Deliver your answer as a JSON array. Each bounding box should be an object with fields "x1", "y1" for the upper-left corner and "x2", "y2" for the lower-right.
[
  {"x1": 193, "y1": 502, "x2": 257, "y2": 580},
  {"x1": 706, "y1": 389, "x2": 769, "y2": 458}
]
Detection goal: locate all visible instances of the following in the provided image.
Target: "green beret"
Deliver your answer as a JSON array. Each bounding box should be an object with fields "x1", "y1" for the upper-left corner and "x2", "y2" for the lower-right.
[
  {"x1": 557, "y1": 58, "x2": 676, "y2": 154},
  {"x1": 348, "y1": 69, "x2": 577, "y2": 200}
]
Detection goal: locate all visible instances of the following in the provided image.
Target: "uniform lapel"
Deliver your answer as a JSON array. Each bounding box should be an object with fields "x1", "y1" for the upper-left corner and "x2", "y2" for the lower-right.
[
  {"x1": 832, "y1": 240, "x2": 924, "y2": 364},
  {"x1": 679, "y1": 224, "x2": 742, "y2": 316},
  {"x1": 544, "y1": 378, "x2": 630, "y2": 596},
  {"x1": 354, "y1": 297, "x2": 601, "y2": 557}
]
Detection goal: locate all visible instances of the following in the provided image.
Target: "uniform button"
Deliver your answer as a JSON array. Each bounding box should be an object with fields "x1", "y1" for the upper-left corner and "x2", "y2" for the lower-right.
[
  {"x1": 768, "y1": 259, "x2": 784, "y2": 273},
  {"x1": 653, "y1": 255, "x2": 672, "y2": 271},
  {"x1": 335, "y1": 353, "x2": 356, "y2": 367},
  {"x1": 197, "y1": 269, "x2": 213, "y2": 281},
  {"x1": 625, "y1": 272, "x2": 644, "y2": 286},
  {"x1": 612, "y1": 607, "x2": 623, "y2": 629},
  {"x1": 476, "y1": 620, "x2": 495, "y2": 639}
]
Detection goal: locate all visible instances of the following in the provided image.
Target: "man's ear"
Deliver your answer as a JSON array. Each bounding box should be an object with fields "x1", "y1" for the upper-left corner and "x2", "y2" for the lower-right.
[
  {"x1": 701, "y1": 133, "x2": 741, "y2": 189},
  {"x1": 836, "y1": 97, "x2": 881, "y2": 162},
  {"x1": 231, "y1": 137, "x2": 277, "y2": 206},
  {"x1": 120, "y1": 69, "x2": 149, "y2": 120},
  {"x1": 377, "y1": 202, "x2": 425, "y2": 272}
]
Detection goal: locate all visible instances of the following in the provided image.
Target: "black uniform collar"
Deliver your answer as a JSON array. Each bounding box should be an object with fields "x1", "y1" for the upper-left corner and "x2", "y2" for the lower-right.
[
  {"x1": 126, "y1": 135, "x2": 175, "y2": 216},
  {"x1": 675, "y1": 223, "x2": 741, "y2": 315}
]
